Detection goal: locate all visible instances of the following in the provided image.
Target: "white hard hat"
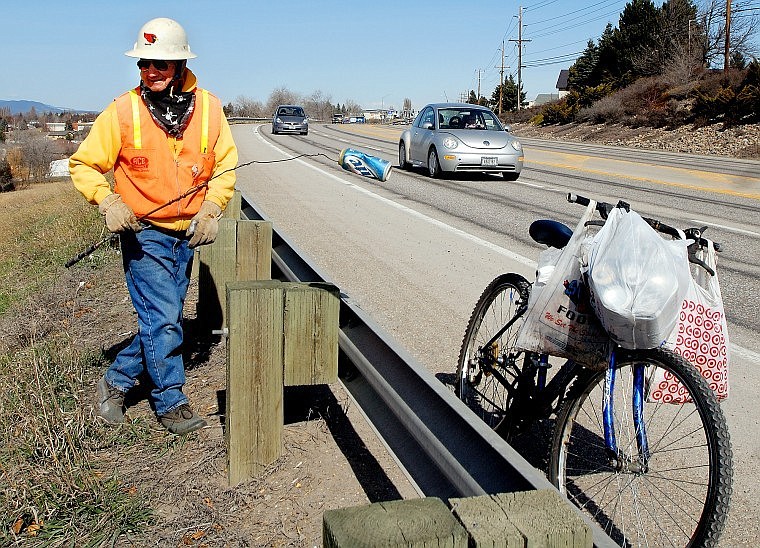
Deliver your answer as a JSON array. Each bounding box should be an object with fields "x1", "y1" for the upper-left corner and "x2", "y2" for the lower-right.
[{"x1": 124, "y1": 18, "x2": 197, "y2": 60}]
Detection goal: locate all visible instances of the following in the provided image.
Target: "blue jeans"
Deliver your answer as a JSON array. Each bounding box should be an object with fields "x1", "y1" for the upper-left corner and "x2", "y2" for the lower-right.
[{"x1": 105, "y1": 226, "x2": 194, "y2": 416}]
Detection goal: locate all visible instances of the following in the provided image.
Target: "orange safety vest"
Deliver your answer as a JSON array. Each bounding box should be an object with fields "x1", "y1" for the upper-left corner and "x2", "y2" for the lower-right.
[{"x1": 113, "y1": 87, "x2": 222, "y2": 221}]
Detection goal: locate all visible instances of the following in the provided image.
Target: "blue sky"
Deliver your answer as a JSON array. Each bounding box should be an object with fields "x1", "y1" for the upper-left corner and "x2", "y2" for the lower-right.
[{"x1": 2, "y1": 0, "x2": 634, "y2": 113}]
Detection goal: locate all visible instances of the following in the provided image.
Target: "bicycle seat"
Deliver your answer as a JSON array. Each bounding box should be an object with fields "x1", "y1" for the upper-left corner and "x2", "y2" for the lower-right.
[{"x1": 529, "y1": 220, "x2": 573, "y2": 249}]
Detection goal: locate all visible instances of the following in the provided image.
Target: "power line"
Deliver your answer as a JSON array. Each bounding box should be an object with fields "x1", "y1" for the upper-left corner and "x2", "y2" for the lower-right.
[
  {"x1": 527, "y1": 0, "x2": 621, "y2": 27},
  {"x1": 528, "y1": 8, "x2": 622, "y2": 39}
]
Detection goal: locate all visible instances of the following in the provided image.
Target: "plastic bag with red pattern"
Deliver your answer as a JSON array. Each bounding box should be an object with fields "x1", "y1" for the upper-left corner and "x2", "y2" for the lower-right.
[{"x1": 650, "y1": 239, "x2": 729, "y2": 403}]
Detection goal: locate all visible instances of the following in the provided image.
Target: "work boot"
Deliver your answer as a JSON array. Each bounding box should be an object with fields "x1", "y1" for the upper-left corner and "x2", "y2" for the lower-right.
[
  {"x1": 97, "y1": 375, "x2": 126, "y2": 424},
  {"x1": 159, "y1": 404, "x2": 207, "y2": 435}
]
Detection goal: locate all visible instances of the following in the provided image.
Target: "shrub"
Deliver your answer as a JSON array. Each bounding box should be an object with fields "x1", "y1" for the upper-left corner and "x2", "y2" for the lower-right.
[
  {"x1": 689, "y1": 66, "x2": 758, "y2": 127},
  {"x1": 0, "y1": 157, "x2": 13, "y2": 192},
  {"x1": 540, "y1": 98, "x2": 578, "y2": 125}
]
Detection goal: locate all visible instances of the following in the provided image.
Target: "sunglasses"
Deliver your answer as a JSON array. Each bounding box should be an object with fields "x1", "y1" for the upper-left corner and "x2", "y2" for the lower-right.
[{"x1": 137, "y1": 59, "x2": 173, "y2": 71}]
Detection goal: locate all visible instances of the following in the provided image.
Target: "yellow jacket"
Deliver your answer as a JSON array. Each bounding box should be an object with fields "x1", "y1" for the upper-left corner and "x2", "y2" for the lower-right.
[{"x1": 70, "y1": 69, "x2": 237, "y2": 231}]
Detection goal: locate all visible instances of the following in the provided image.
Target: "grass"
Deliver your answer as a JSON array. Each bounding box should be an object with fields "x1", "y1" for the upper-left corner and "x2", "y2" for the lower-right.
[
  {"x1": 0, "y1": 181, "x2": 110, "y2": 315},
  {"x1": 0, "y1": 181, "x2": 155, "y2": 544}
]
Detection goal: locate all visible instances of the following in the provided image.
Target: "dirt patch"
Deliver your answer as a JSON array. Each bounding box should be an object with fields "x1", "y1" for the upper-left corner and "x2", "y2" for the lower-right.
[{"x1": 53, "y1": 252, "x2": 416, "y2": 547}]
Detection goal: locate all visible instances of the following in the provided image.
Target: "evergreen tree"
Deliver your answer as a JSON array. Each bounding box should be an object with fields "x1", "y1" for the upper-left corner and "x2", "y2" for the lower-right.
[
  {"x1": 490, "y1": 75, "x2": 525, "y2": 111},
  {"x1": 0, "y1": 157, "x2": 12, "y2": 189},
  {"x1": 568, "y1": 40, "x2": 599, "y2": 89}
]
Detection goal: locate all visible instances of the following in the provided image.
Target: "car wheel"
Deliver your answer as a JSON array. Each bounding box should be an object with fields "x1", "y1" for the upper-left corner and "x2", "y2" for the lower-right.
[
  {"x1": 398, "y1": 142, "x2": 410, "y2": 170},
  {"x1": 427, "y1": 148, "x2": 442, "y2": 178},
  {"x1": 502, "y1": 172, "x2": 520, "y2": 181},
  {"x1": 301, "y1": 131, "x2": 308, "y2": 135}
]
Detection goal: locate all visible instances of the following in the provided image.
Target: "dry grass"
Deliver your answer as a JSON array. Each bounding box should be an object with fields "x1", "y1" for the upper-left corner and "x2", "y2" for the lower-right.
[
  {"x1": 0, "y1": 181, "x2": 108, "y2": 316},
  {"x1": 0, "y1": 181, "x2": 153, "y2": 545}
]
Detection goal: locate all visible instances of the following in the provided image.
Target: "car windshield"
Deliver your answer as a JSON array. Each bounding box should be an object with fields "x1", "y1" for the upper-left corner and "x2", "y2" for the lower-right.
[
  {"x1": 278, "y1": 107, "x2": 304, "y2": 117},
  {"x1": 438, "y1": 108, "x2": 502, "y2": 131}
]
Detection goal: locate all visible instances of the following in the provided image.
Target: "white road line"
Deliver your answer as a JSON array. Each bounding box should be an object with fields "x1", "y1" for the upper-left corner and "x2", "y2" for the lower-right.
[
  {"x1": 256, "y1": 129, "x2": 536, "y2": 268},
  {"x1": 516, "y1": 181, "x2": 546, "y2": 189},
  {"x1": 732, "y1": 344, "x2": 760, "y2": 365},
  {"x1": 689, "y1": 220, "x2": 760, "y2": 237}
]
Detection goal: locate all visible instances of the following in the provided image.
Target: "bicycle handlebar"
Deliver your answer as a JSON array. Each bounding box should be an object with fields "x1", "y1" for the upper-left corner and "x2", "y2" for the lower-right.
[{"x1": 567, "y1": 193, "x2": 722, "y2": 275}]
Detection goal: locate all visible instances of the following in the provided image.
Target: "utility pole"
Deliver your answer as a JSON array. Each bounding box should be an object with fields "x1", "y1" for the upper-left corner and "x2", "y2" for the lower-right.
[
  {"x1": 724, "y1": 0, "x2": 731, "y2": 72},
  {"x1": 509, "y1": 6, "x2": 531, "y2": 110},
  {"x1": 499, "y1": 41, "x2": 505, "y2": 115},
  {"x1": 477, "y1": 69, "x2": 482, "y2": 103}
]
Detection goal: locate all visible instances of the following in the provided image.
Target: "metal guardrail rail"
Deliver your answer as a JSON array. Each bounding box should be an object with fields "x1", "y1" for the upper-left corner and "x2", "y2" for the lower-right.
[{"x1": 241, "y1": 193, "x2": 617, "y2": 547}]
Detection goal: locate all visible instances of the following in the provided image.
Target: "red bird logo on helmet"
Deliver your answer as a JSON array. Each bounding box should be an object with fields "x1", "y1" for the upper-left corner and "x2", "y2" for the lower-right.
[{"x1": 144, "y1": 33, "x2": 157, "y2": 44}]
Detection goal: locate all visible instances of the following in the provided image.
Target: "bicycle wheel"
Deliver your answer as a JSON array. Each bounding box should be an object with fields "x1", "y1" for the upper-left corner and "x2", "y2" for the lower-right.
[
  {"x1": 456, "y1": 273, "x2": 531, "y2": 434},
  {"x1": 549, "y1": 347, "x2": 732, "y2": 547}
]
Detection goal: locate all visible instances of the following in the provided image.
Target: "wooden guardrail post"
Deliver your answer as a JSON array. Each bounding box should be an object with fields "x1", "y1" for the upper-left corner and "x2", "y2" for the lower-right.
[
  {"x1": 323, "y1": 498, "x2": 468, "y2": 548},
  {"x1": 191, "y1": 190, "x2": 242, "y2": 280},
  {"x1": 225, "y1": 281, "x2": 339, "y2": 485},
  {"x1": 323, "y1": 490, "x2": 591, "y2": 547},
  {"x1": 226, "y1": 281, "x2": 283, "y2": 485},
  {"x1": 450, "y1": 490, "x2": 592, "y2": 547},
  {"x1": 222, "y1": 189, "x2": 242, "y2": 220},
  {"x1": 197, "y1": 217, "x2": 272, "y2": 331},
  {"x1": 284, "y1": 282, "x2": 340, "y2": 386}
]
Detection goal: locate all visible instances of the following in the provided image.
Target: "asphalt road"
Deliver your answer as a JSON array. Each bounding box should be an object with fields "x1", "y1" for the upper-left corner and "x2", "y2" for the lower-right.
[{"x1": 231, "y1": 122, "x2": 760, "y2": 546}]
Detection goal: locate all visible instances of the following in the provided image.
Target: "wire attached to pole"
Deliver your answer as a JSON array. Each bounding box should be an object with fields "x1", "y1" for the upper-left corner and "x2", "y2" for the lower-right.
[{"x1": 65, "y1": 152, "x2": 333, "y2": 268}]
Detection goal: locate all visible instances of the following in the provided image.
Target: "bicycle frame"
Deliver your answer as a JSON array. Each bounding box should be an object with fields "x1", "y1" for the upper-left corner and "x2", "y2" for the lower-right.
[
  {"x1": 603, "y1": 350, "x2": 651, "y2": 471},
  {"x1": 478, "y1": 332, "x2": 652, "y2": 471}
]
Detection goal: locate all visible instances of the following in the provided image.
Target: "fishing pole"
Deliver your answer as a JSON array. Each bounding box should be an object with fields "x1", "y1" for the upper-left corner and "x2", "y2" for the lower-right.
[{"x1": 65, "y1": 152, "x2": 332, "y2": 268}]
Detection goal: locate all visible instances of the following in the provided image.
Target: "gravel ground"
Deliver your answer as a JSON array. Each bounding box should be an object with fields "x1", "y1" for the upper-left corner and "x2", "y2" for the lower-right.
[{"x1": 510, "y1": 120, "x2": 760, "y2": 159}]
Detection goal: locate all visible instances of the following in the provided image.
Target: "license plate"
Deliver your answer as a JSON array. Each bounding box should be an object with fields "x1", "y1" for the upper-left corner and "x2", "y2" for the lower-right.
[{"x1": 481, "y1": 156, "x2": 497, "y2": 166}]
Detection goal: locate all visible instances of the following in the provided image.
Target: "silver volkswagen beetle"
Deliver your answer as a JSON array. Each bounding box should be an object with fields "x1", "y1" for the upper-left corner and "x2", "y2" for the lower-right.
[{"x1": 398, "y1": 103, "x2": 523, "y2": 180}]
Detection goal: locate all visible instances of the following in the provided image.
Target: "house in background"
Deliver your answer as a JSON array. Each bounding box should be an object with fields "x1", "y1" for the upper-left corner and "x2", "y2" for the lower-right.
[{"x1": 528, "y1": 69, "x2": 571, "y2": 107}]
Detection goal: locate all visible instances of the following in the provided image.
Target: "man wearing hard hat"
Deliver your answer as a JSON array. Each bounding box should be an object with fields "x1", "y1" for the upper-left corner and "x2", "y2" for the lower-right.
[{"x1": 70, "y1": 18, "x2": 238, "y2": 435}]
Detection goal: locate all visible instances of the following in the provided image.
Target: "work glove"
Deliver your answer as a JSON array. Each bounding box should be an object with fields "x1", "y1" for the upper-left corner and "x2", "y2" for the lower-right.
[
  {"x1": 187, "y1": 200, "x2": 222, "y2": 249},
  {"x1": 98, "y1": 193, "x2": 142, "y2": 233}
]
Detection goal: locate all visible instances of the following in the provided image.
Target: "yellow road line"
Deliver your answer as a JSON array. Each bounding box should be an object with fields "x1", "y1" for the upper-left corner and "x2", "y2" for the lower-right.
[{"x1": 527, "y1": 159, "x2": 760, "y2": 200}]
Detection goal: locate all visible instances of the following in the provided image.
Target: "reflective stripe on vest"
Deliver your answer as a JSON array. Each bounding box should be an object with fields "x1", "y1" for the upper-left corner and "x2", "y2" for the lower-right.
[
  {"x1": 201, "y1": 89, "x2": 209, "y2": 153},
  {"x1": 129, "y1": 91, "x2": 142, "y2": 149},
  {"x1": 127, "y1": 88, "x2": 210, "y2": 151}
]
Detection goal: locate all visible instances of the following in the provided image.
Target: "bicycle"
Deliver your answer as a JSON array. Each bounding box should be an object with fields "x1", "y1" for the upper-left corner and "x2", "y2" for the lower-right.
[{"x1": 456, "y1": 193, "x2": 733, "y2": 547}]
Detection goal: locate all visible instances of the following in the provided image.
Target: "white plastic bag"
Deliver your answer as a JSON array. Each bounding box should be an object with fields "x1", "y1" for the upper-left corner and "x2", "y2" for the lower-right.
[
  {"x1": 586, "y1": 207, "x2": 691, "y2": 349},
  {"x1": 651, "y1": 241, "x2": 729, "y2": 403},
  {"x1": 516, "y1": 202, "x2": 611, "y2": 370}
]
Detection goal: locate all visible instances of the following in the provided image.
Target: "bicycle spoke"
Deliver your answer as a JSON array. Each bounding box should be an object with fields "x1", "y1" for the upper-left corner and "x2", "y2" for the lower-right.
[{"x1": 550, "y1": 349, "x2": 732, "y2": 547}]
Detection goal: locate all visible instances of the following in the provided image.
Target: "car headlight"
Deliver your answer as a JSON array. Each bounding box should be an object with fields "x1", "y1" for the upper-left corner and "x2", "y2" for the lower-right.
[
  {"x1": 443, "y1": 136, "x2": 458, "y2": 150},
  {"x1": 510, "y1": 140, "x2": 522, "y2": 151},
  {"x1": 275, "y1": 117, "x2": 282, "y2": 123},
  {"x1": 303, "y1": 119, "x2": 309, "y2": 124}
]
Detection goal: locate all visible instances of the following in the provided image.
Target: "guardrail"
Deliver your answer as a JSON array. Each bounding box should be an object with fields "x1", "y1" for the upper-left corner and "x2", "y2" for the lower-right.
[{"x1": 239, "y1": 191, "x2": 617, "y2": 547}]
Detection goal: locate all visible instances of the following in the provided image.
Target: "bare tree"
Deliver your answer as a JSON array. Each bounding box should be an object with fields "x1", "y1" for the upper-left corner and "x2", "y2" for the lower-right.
[
  {"x1": 303, "y1": 90, "x2": 334, "y2": 122},
  {"x1": 698, "y1": 0, "x2": 759, "y2": 68},
  {"x1": 265, "y1": 87, "x2": 303, "y2": 115},
  {"x1": 342, "y1": 100, "x2": 364, "y2": 116},
  {"x1": 232, "y1": 95, "x2": 265, "y2": 118},
  {"x1": 23, "y1": 135, "x2": 58, "y2": 181}
]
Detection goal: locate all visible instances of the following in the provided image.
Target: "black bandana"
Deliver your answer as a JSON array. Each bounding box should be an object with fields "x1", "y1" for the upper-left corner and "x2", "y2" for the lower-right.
[{"x1": 139, "y1": 80, "x2": 195, "y2": 138}]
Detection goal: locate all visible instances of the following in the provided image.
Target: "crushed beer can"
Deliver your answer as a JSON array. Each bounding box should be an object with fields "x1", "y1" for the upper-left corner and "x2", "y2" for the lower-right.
[{"x1": 338, "y1": 148, "x2": 392, "y2": 182}]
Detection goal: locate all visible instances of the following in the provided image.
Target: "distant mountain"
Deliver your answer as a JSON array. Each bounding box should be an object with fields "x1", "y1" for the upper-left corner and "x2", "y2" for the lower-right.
[{"x1": 0, "y1": 99, "x2": 86, "y2": 115}]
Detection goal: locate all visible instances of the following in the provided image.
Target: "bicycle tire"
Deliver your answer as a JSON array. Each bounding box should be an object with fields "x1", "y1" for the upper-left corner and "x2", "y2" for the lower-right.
[
  {"x1": 456, "y1": 273, "x2": 531, "y2": 435},
  {"x1": 549, "y1": 347, "x2": 732, "y2": 547}
]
